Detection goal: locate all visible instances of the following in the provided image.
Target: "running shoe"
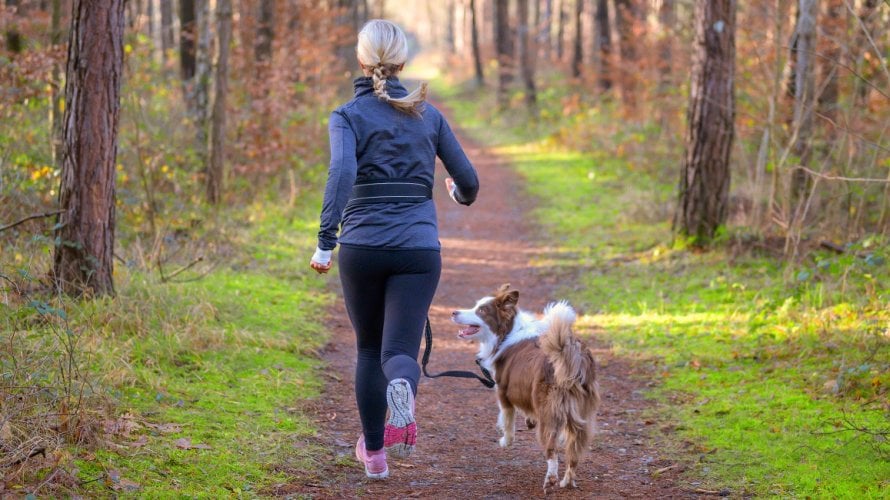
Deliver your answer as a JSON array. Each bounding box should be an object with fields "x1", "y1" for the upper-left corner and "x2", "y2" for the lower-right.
[
  {"x1": 383, "y1": 378, "x2": 416, "y2": 458},
  {"x1": 355, "y1": 434, "x2": 388, "y2": 479}
]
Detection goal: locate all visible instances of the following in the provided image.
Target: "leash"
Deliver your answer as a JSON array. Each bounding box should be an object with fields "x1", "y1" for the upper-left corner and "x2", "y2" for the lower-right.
[{"x1": 421, "y1": 317, "x2": 496, "y2": 389}]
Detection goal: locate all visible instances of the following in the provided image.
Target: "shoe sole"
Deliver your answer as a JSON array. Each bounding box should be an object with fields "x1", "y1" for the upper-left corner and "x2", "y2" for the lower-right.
[{"x1": 384, "y1": 379, "x2": 416, "y2": 458}]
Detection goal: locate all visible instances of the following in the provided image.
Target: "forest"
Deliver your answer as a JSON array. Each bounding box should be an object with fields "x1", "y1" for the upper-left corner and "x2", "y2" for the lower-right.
[{"x1": 1, "y1": 0, "x2": 888, "y2": 496}]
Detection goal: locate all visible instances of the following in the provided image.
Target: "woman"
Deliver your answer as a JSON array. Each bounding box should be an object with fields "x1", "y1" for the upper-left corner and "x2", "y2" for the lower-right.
[{"x1": 309, "y1": 19, "x2": 479, "y2": 480}]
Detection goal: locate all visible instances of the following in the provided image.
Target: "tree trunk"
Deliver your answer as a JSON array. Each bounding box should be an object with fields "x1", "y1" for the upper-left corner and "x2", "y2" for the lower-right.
[
  {"x1": 50, "y1": 0, "x2": 64, "y2": 166},
  {"x1": 674, "y1": 0, "x2": 736, "y2": 246},
  {"x1": 542, "y1": 0, "x2": 552, "y2": 60},
  {"x1": 179, "y1": 0, "x2": 197, "y2": 81},
  {"x1": 255, "y1": 0, "x2": 274, "y2": 63},
  {"x1": 54, "y1": 0, "x2": 126, "y2": 296},
  {"x1": 194, "y1": 0, "x2": 211, "y2": 163},
  {"x1": 570, "y1": 0, "x2": 583, "y2": 78},
  {"x1": 556, "y1": 0, "x2": 566, "y2": 60},
  {"x1": 817, "y1": 0, "x2": 843, "y2": 134},
  {"x1": 494, "y1": 0, "x2": 513, "y2": 108},
  {"x1": 657, "y1": 0, "x2": 675, "y2": 92},
  {"x1": 613, "y1": 0, "x2": 644, "y2": 113},
  {"x1": 160, "y1": 0, "x2": 173, "y2": 62},
  {"x1": 470, "y1": 0, "x2": 484, "y2": 86},
  {"x1": 853, "y1": 0, "x2": 878, "y2": 106},
  {"x1": 5, "y1": 0, "x2": 23, "y2": 54},
  {"x1": 595, "y1": 0, "x2": 611, "y2": 91},
  {"x1": 446, "y1": 0, "x2": 456, "y2": 52},
  {"x1": 789, "y1": 0, "x2": 817, "y2": 222},
  {"x1": 518, "y1": 0, "x2": 537, "y2": 106},
  {"x1": 207, "y1": 0, "x2": 232, "y2": 205}
]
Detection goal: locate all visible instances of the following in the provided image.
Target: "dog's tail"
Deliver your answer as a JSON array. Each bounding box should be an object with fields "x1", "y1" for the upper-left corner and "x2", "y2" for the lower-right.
[{"x1": 540, "y1": 301, "x2": 600, "y2": 434}]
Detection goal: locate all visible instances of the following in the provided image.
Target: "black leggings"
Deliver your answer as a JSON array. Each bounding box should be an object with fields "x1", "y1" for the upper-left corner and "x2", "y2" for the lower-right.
[{"x1": 338, "y1": 246, "x2": 441, "y2": 451}]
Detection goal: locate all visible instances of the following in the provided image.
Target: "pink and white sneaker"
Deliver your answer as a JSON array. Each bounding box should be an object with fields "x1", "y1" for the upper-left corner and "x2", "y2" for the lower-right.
[
  {"x1": 355, "y1": 435, "x2": 388, "y2": 479},
  {"x1": 383, "y1": 378, "x2": 417, "y2": 458}
]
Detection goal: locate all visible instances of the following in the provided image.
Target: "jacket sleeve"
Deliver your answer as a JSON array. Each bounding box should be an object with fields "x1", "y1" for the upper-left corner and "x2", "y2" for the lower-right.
[
  {"x1": 317, "y1": 111, "x2": 358, "y2": 251},
  {"x1": 436, "y1": 115, "x2": 479, "y2": 206}
]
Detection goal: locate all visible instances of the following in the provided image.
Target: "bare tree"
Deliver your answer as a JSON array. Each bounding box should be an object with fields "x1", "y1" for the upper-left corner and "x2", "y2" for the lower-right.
[
  {"x1": 194, "y1": 0, "x2": 211, "y2": 161},
  {"x1": 470, "y1": 0, "x2": 484, "y2": 86},
  {"x1": 207, "y1": 0, "x2": 232, "y2": 204},
  {"x1": 657, "y1": 0, "x2": 675, "y2": 91},
  {"x1": 556, "y1": 0, "x2": 566, "y2": 60},
  {"x1": 54, "y1": 0, "x2": 126, "y2": 296},
  {"x1": 817, "y1": 0, "x2": 843, "y2": 132},
  {"x1": 674, "y1": 0, "x2": 736, "y2": 246},
  {"x1": 518, "y1": 0, "x2": 537, "y2": 105},
  {"x1": 5, "y1": 0, "x2": 23, "y2": 54},
  {"x1": 570, "y1": 0, "x2": 583, "y2": 78},
  {"x1": 789, "y1": 0, "x2": 817, "y2": 222},
  {"x1": 494, "y1": 0, "x2": 513, "y2": 108},
  {"x1": 613, "y1": 0, "x2": 645, "y2": 113},
  {"x1": 595, "y1": 0, "x2": 611, "y2": 92}
]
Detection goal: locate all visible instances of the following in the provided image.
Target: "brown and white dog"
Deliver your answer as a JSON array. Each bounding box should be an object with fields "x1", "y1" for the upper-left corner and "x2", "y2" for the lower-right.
[{"x1": 451, "y1": 284, "x2": 600, "y2": 489}]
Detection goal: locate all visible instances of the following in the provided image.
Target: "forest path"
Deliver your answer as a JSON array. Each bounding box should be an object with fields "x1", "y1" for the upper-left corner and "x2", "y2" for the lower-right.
[{"x1": 276, "y1": 108, "x2": 693, "y2": 499}]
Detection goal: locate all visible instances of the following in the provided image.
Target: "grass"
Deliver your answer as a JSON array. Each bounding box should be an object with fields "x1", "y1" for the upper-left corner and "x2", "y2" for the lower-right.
[
  {"x1": 2, "y1": 194, "x2": 334, "y2": 496},
  {"x1": 437, "y1": 78, "x2": 890, "y2": 498}
]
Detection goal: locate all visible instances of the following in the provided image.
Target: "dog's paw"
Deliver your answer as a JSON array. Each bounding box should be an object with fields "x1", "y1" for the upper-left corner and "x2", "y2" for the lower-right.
[
  {"x1": 498, "y1": 435, "x2": 513, "y2": 447},
  {"x1": 559, "y1": 476, "x2": 577, "y2": 488},
  {"x1": 525, "y1": 417, "x2": 536, "y2": 429},
  {"x1": 543, "y1": 473, "x2": 558, "y2": 491}
]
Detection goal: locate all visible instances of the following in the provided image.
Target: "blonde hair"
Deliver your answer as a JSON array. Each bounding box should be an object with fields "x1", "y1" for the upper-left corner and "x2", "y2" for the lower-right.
[{"x1": 356, "y1": 19, "x2": 427, "y2": 117}]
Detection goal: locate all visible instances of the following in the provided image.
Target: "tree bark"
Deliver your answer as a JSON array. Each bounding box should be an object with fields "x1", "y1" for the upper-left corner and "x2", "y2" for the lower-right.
[
  {"x1": 470, "y1": 0, "x2": 484, "y2": 86},
  {"x1": 595, "y1": 0, "x2": 611, "y2": 91},
  {"x1": 657, "y1": 0, "x2": 675, "y2": 92},
  {"x1": 518, "y1": 0, "x2": 537, "y2": 105},
  {"x1": 179, "y1": 0, "x2": 197, "y2": 81},
  {"x1": 54, "y1": 0, "x2": 126, "y2": 296},
  {"x1": 207, "y1": 0, "x2": 232, "y2": 205},
  {"x1": 494, "y1": 0, "x2": 513, "y2": 108},
  {"x1": 674, "y1": 0, "x2": 736, "y2": 246},
  {"x1": 5, "y1": 0, "x2": 23, "y2": 54},
  {"x1": 50, "y1": 0, "x2": 64, "y2": 166},
  {"x1": 570, "y1": 0, "x2": 583, "y2": 78},
  {"x1": 789, "y1": 0, "x2": 817, "y2": 221}
]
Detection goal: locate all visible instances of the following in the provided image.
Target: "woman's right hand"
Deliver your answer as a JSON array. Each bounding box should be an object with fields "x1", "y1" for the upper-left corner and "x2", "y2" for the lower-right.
[{"x1": 310, "y1": 260, "x2": 332, "y2": 274}]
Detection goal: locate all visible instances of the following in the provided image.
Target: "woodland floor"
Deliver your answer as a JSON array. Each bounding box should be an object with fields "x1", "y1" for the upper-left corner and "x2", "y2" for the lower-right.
[{"x1": 274, "y1": 113, "x2": 701, "y2": 499}]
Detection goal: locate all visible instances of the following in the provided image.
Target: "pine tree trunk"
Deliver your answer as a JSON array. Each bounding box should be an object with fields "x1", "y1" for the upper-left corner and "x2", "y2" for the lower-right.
[
  {"x1": 160, "y1": 0, "x2": 173, "y2": 62},
  {"x1": 518, "y1": 0, "x2": 537, "y2": 106},
  {"x1": 571, "y1": 0, "x2": 583, "y2": 78},
  {"x1": 789, "y1": 0, "x2": 816, "y2": 222},
  {"x1": 470, "y1": 0, "x2": 485, "y2": 86},
  {"x1": 495, "y1": 0, "x2": 513, "y2": 108},
  {"x1": 556, "y1": 0, "x2": 565, "y2": 60},
  {"x1": 207, "y1": 0, "x2": 232, "y2": 205},
  {"x1": 54, "y1": 0, "x2": 126, "y2": 296},
  {"x1": 657, "y1": 0, "x2": 675, "y2": 92},
  {"x1": 179, "y1": 0, "x2": 196, "y2": 81},
  {"x1": 595, "y1": 0, "x2": 611, "y2": 91},
  {"x1": 194, "y1": 0, "x2": 211, "y2": 163},
  {"x1": 613, "y1": 0, "x2": 643, "y2": 113},
  {"x1": 5, "y1": 0, "x2": 23, "y2": 54},
  {"x1": 674, "y1": 0, "x2": 736, "y2": 246},
  {"x1": 50, "y1": 0, "x2": 64, "y2": 167}
]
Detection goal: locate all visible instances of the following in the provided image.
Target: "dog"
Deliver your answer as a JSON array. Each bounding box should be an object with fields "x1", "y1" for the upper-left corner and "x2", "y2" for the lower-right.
[{"x1": 451, "y1": 284, "x2": 600, "y2": 489}]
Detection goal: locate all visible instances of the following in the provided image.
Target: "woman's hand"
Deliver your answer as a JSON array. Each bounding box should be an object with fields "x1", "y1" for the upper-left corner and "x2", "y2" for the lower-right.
[
  {"x1": 310, "y1": 247, "x2": 333, "y2": 274},
  {"x1": 310, "y1": 260, "x2": 332, "y2": 274},
  {"x1": 445, "y1": 177, "x2": 460, "y2": 204}
]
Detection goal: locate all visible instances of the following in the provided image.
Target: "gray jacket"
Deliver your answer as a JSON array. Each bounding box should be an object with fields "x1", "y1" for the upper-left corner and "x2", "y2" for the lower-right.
[{"x1": 317, "y1": 77, "x2": 479, "y2": 251}]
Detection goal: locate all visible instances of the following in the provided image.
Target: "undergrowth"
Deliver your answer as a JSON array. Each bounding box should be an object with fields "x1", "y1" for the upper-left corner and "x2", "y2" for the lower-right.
[{"x1": 436, "y1": 77, "x2": 890, "y2": 498}]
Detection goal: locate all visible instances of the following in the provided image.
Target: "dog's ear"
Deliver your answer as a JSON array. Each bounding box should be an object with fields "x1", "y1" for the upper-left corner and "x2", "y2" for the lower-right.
[
  {"x1": 498, "y1": 289, "x2": 519, "y2": 307},
  {"x1": 497, "y1": 283, "x2": 512, "y2": 294}
]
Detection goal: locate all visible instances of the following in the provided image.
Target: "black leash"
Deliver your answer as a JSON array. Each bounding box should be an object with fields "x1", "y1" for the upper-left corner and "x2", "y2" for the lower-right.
[{"x1": 421, "y1": 317, "x2": 496, "y2": 389}]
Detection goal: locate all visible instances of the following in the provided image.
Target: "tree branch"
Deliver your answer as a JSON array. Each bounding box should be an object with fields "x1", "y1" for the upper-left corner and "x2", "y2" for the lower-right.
[{"x1": 0, "y1": 210, "x2": 65, "y2": 233}]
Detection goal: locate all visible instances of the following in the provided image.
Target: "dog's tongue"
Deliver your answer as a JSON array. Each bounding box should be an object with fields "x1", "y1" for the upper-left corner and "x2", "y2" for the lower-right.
[{"x1": 458, "y1": 325, "x2": 480, "y2": 338}]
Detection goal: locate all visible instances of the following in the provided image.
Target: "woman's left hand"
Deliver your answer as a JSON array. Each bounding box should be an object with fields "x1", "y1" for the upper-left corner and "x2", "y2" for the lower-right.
[
  {"x1": 310, "y1": 247, "x2": 333, "y2": 274},
  {"x1": 310, "y1": 260, "x2": 332, "y2": 274}
]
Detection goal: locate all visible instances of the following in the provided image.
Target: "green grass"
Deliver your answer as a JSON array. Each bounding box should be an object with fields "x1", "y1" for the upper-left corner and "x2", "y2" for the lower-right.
[
  {"x1": 438, "y1": 80, "x2": 890, "y2": 498},
  {"x1": 2, "y1": 194, "x2": 334, "y2": 496}
]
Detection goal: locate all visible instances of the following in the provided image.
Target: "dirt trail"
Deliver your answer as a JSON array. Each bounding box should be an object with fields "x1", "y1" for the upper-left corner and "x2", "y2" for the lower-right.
[{"x1": 277, "y1": 115, "x2": 693, "y2": 499}]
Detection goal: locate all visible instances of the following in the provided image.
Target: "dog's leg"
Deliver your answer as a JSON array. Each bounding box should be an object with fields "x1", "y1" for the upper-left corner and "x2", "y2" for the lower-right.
[
  {"x1": 543, "y1": 446, "x2": 559, "y2": 490},
  {"x1": 537, "y1": 419, "x2": 559, "y2": 490},
  {"x1": 496, "y1": 398, "x2": 515, "y2": 447},
  {"x1": 559, "y1": 426, "x2": 588, "y2": 488}
]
